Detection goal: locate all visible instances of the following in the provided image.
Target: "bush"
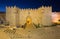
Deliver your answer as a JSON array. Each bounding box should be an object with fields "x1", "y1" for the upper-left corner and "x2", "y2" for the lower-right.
[
  {"x1": 51, "y1": 23, "x2": 57, "y2": 26},
  {"x1": 33, "y1": 23, "x2": 40, "y2": 28}
]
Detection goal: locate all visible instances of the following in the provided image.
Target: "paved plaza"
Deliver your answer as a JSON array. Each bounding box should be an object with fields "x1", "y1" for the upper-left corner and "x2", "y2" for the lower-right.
[{"x1": 0, "y1": 25, "x2": 60, "y2": 39}]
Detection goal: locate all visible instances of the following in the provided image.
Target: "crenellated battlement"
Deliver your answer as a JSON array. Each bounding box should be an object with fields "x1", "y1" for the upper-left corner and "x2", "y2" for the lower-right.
[{"x1": 6, "y1": 6, "x2": 52, "y2": 11}]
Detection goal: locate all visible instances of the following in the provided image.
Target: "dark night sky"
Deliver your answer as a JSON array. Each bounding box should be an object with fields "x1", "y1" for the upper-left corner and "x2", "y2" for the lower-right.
[{"x1": 0, "y1": 0, "x2": 60, "y2": 12}]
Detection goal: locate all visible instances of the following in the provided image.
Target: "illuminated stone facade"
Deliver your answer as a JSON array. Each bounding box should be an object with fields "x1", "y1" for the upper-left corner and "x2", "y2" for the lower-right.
[
  {"x1": 0, "y1": 12, "x2": 5, "y2": 24},
  {"x1": 6, "y1": 6, "x2": 52, "y2": 26}
]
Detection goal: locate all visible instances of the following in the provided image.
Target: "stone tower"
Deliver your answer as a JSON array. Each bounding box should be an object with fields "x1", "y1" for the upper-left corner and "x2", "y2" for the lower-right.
[{"x1": 6, "y1": 6, "x2": 17, "y2": 26}]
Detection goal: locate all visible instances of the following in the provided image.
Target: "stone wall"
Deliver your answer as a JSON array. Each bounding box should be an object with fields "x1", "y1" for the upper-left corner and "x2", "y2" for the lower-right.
[{"x1": 6, "y1": 6, "x2": 52, "y2": 26}]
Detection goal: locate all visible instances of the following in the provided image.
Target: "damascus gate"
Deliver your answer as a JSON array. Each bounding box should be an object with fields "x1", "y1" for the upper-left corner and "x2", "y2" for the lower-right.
[{"x1": 6, "y1": 6, "x2": 52, "y2": 28}]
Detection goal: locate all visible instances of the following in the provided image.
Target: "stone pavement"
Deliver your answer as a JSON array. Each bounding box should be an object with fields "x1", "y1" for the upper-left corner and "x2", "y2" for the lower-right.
[{"x1": 0, "y1": 26, "x2": 60, "y2": 39}]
